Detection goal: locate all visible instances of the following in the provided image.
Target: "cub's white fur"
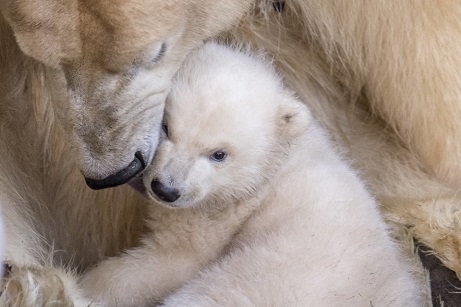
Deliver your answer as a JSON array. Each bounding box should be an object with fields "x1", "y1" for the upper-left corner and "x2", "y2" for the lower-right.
[{"x1": 80, "y1": 43, "x2": 425, "y2": 306}]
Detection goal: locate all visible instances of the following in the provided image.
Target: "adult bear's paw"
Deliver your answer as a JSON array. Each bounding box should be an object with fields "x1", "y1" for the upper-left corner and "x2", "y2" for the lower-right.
[{"x1": 0, "y1": 262, "x2": 92, "y2": 307}]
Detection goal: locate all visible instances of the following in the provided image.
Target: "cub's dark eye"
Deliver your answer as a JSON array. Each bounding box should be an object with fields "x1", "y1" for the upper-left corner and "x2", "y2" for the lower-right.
[
  {"x1": 162, "y1": 122, "x2": 169, "y2": 137},
  {"x1": 210, "y1": 150, "x2": 227, "y2": 162}
]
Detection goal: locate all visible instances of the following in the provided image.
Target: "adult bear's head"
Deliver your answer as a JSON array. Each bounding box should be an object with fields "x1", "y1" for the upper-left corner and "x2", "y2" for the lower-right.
[{"x1": 0, "y1": 0, "x2": 252, "y2": 189}]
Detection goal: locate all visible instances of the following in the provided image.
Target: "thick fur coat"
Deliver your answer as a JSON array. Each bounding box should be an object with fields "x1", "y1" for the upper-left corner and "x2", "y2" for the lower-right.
[
  {"x1": 79, "y1": 42, "x2": 426, "y2": 306},
  {"x1": 0, "y1": 0, "x2": 459, "y2": 305}
]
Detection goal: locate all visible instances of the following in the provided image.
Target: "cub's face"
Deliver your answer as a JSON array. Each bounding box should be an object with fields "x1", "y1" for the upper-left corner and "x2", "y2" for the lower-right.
[
  {"x1": 142, "y1": 43, "x2": 310, "y2": 209},
  {"x1": 143, "y1": 94, "x2": 279, "y2": 209},
  {"x1": 1, "y1": 0, "x2": 253, "y2": 188}
]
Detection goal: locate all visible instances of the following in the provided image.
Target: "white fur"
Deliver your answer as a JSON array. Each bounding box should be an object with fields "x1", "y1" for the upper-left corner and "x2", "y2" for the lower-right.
[
  {"x1": 80, "y1": 43, "x2": 425, "y2": 306},
  {"x1": 6, "y1": 0, "x2": 461, "y2": 304}
]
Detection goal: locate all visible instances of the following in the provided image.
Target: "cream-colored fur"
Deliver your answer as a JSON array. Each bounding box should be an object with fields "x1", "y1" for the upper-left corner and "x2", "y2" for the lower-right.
[
  {"x1": 1, "y1": 0, "x2": 460, "y2": 185},
  {"x1": 228, "y1": 4, "x2": 461, "y2": 276},
  {"x1": 79, "y1": 42, "x2": 426, "y2": 306},
  {"x1": 0, "y1": 0, "x2": 253, "y2": 182},
  {"x1": 0, "y1": 0, "x2": 459, "y2": 305}
]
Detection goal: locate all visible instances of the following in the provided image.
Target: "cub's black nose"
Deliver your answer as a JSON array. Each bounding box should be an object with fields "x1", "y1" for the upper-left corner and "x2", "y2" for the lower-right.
[
  {"x1": 85, "y1": 151, "x2": 146, "y2": 190},
  {"x1": 151, "y1": 179, "x2": 180, "y2": 203}
]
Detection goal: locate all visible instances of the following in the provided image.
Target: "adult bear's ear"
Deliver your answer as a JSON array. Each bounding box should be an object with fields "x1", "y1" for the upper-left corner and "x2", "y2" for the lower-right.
[
  {"x1": 278, "y1": 96, "x2": 312, "y2": 139},
  {"x1": 1, "y1": 0, "x2": 81, "y2": 68}
]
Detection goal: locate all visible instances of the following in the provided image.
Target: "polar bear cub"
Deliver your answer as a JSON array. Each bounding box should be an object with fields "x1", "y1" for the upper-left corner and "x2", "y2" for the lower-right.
[{"x1": 80, "y1": 42, "x2": 425, "y2": 306}]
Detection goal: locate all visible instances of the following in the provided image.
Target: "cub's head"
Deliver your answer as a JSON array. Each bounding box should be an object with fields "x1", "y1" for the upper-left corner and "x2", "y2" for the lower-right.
[
  {"x1": 142, "y1": 43, "x2": 310, "y2": 209},
  {"x1": 0, "y1": 0, "x2": 253, "y2": 188}
]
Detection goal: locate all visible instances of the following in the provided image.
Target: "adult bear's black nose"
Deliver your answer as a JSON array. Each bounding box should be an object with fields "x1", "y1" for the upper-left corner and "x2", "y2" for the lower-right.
[
  {"x1": 151, "y1": 179, "x2": 181, "y2": 203},
  {"x1": 85, "y1": 151, "x2": 146, "y2": 190}
]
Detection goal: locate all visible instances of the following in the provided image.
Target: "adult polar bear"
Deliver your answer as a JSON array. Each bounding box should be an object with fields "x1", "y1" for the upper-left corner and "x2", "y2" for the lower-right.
[
  {"x1": 1, "y1": 1, "x2": 460, "y2": 188},
  {"x1": 0, "y1": 0, "x2": 459, "y2": 304}
]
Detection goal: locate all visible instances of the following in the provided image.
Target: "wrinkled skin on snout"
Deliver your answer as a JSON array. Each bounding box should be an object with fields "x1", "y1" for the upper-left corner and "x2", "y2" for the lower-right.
[{"x1": 1, "y1": 0, "x2": 252, "y2": 188}]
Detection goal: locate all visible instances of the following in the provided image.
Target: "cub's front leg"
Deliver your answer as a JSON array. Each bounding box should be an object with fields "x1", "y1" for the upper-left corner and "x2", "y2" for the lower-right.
[
  {"x1": 79, "y1": 203, "x2": 248, "y2": 307},
  {"x1": 79, "y1": 243, "x2": 206, "y2": 307}
]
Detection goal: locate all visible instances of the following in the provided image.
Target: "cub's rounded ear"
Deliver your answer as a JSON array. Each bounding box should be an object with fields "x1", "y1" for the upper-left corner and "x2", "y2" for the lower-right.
[
  {"x1": 278, "y1": 96, "x2": 312, "y2": 139},
  {"x1": 1, "y1": 0, "x2": 81, "y2": 67}
]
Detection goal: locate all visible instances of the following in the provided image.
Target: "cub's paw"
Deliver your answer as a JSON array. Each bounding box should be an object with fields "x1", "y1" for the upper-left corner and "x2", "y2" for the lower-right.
[{"x1": 0, "y1": 262, "x2": 84, "y2": 306}]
